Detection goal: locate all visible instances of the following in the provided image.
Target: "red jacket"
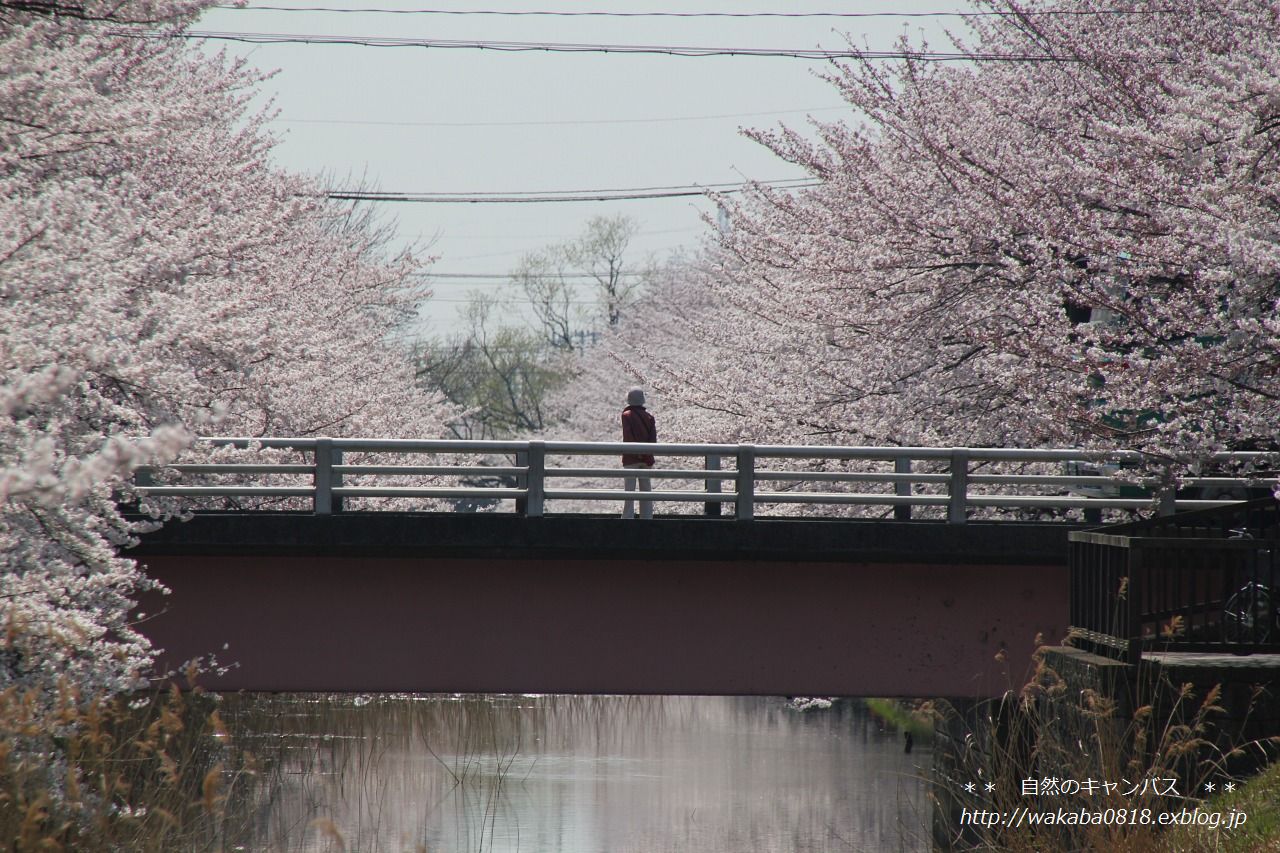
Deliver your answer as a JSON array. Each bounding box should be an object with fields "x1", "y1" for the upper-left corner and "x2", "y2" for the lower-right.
[{"x1": 621, "y1": 405, "x2": 656, "y2": 466}]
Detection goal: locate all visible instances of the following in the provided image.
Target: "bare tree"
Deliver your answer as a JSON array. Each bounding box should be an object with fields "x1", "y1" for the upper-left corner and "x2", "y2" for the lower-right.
[
  {"x1": 510, "y1": 250, "x2": 576, "y2": 352},
  {"x1": 565, "y1": 214, "x2": 649, "y2": 329},
  {"x1": 418, "y1": 216, "x2": 655, "y2": 442},
  {"x1": 512, "y1": 215, "x2": 653, "y2": 349}
]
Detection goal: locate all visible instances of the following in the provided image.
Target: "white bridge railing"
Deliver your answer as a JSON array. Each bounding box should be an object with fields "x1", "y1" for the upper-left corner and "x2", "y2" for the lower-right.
[{"x1": 132, "y1": 438, "x2": 1278, "y2": 524}]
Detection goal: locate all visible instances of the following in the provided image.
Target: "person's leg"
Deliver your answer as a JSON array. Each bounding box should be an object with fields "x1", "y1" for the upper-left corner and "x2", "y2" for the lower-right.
[
  {"x1": 639, "y1": 466, "x2": 653, "y2": 519},
  {"x1": 623, "y1": 464, "x2": 640, "y2": 518}
]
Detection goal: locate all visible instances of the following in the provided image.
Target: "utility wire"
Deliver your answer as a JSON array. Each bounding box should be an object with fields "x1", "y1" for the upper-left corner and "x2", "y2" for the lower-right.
[
  {"x1": 328, "y1": 177, "x2": 820, "y2": 204},
  {"x1": 329, "y1": 190, "x2": 788, "y2": 203},
  {"x1": 330, "y1": 188, "x2": 793, "y2": 202},
  {"x1": 421, "y1": 271, "x2": 650, "y2": 279},
  {"x1": 444, "y1": 226, "x2": 697, "y2": 239},
  {"x1": 349, "y1": 178, "x2": 813, "y2": 195},
  {"x1": 213, "y1": 5, "x2": 1202, "y2": 18},
  {"x1": 413, "y1": 343, "x2": 595, "y2": 351},
  {"x1": 279, "y1": 105, "x2": 845, "y2": 127},
  {"x1": 168, "y1": 30, "x2": 1074, "y2": 61},
  {"x1": 423, "y1": 297, "x2": 604, "y2": 303}
]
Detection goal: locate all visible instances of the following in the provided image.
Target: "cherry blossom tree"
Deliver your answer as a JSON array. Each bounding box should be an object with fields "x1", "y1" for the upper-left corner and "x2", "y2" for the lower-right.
[
  {"x1": 615, "y1": 0, "x2": 1280, "y2": 469},
  {"x1": 550, "y1": 255, "x2": 744, "y2": 445},
  {"x1": 1, "y1": 0, "x2": 452, "y2": 700}
]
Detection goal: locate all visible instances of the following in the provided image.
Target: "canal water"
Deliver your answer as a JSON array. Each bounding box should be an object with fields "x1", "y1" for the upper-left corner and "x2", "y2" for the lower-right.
[{"x1": 221, "y1": 694, "x2": 931, "y2": 853}]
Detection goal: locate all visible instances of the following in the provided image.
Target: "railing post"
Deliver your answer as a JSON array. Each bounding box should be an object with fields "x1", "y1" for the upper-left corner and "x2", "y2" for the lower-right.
[
  {"x1": 948, "y1": 449, "x2": 969, "y2": 525},
  {"x1": 524, "y1": 441, "x2": 545, "y2": 518},
  {"x1": 894, "y1": 456, "x2": 912, "y2": 521},
  {"x1": 736, "y1": 445, "x2": 755, "y2": 521},
  {"x1": 1157, "y1": 487, "x2": 1177, "y2": 517},
  {"x1": 704, "y1": 454, "x2": 722, "y2": 517},
  {"x1": 514, "y1": 448, "x2": 528, "y2": 515},
  {"x1": 1125, "y1": 546, "x2": 1143, "y2": 668},
  {"x1": 332, "y1": 447, "x2": 344, "y2": 514},
  {"x1": 314, "y1": 437, "x2": 333, "y2": 516}
]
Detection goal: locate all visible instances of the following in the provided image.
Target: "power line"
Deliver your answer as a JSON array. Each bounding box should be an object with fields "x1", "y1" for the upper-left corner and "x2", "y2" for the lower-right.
[
  {"x1": 331, "y1": 189, "x2": 761, "y2": 203},
  {"x1": 328, "y1": 177, "x2": 820, "y2": 204},
  {"x1": 168, "y1": 30, "x2": 1076, "y2": 61},
  {"x1": 449, "y1": 248, "x2": 547, "y2": 261},
  {"x1": 421, "y1": 271, "x2": 650, "y2": 280},
  {"x1": 442, "y1": 226, "x2": 698, "y2": 240},
  {"x1": 352, "y1": 178, "x2": 812, "y2": 195},
  {"x1": 213, "y1": 5, "x2": 1200, "y2": 18},
  {"x1": 278, "y1": 105, "x2": 846, "y2": 128},
  {"x1": 413, "y1": 343, "x2": 593, "y2": 351},
  {"x1": 423, "y1": 297, "x2": 604, "y2": 303}
]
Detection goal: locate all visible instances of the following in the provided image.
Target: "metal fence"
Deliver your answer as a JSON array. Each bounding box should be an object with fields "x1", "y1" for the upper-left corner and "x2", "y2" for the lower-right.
[
  {"x1": 1069, "y1": 500, "x2": 1280, "y2": 663},
  {"x1": 131, "y1": 437, "x2": 1278, "y2": 523}
]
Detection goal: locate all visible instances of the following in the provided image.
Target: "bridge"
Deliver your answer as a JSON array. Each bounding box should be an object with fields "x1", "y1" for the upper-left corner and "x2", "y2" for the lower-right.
[{"x1": 129, "y1": 438, "x2": 1276, "y2": 697}]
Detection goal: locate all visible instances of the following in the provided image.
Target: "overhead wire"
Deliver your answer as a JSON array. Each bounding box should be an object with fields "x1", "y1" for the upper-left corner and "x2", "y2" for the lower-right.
[
  {"x1": 420, "y1": 271, "x2": 651, "y2": 279},
  {"x1": 164, "y1": 30, "x2": 1079, "y2": 61},
  {"x1": 328, "y1": 190, "x2": 787, "y2": 203},
  {"x1": 422, "y1": 297, "x2": 606, "y2": 303},
  {"x1": 277, "y1": 105, "x2": 846, "y2": 127},
  {"x1": 327, "y1": 177, "x2": 820, "y2": 203},
  {"x1": 175, "y1": 7, "x2": 1187, "y2": 307},
  {"x1": 441, "y1": 226, "x2": 699, "y2": 240},
  {"x1": 212, "y1": 5, "x2": 1200, "y2": 18},
  {"x1": 348, "y1": 178, "x2": 813, "y2": 195}
]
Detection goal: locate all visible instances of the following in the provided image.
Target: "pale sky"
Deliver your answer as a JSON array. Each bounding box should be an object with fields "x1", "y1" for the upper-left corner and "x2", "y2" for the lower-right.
[{"x1": 192, "y1": 2, "x2": 964, "y2": 336}]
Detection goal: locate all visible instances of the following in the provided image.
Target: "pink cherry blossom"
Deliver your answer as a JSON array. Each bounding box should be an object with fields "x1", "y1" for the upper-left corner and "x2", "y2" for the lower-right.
[
  {"x1": 1, "y1": 0, "x2": 453, "y2": 700},
  {"x1": 576, "y1": 0, "x2": 1280, "y2": 474}
]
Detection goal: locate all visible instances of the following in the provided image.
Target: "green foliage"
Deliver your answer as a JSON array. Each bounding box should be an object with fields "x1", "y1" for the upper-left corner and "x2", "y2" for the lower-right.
[
  {"x1": 865, "y1": 698, "x2": 934, "y2": 740},
  {"x1": 417, "y1": 295, "x2": 573, "y2": 439},
  {"x1": 1172, "y1": 759, "x2": 1280, "y2": 852}
]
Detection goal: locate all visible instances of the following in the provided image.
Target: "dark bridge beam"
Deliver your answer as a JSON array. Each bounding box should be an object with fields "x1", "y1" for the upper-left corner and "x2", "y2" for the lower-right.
[{"x1": 132, "y1": 514, "x2": 1077, "y2": 697}]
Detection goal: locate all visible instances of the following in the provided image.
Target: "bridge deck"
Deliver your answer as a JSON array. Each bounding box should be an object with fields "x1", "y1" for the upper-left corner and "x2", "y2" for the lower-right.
[{"x1": 132, "y1": 513, "x2": 1077, "y2": 697}]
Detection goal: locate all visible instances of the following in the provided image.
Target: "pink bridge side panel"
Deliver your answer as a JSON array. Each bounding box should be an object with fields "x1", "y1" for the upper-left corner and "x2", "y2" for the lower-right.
[{"x1": 138, "y1": 555, "x2": 1067, "y2": 698}]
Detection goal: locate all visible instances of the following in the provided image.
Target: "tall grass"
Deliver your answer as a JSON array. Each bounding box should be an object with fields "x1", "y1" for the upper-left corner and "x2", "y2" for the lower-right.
[
  {"x1": 0, "y1": 675, "x2": 264, "y2": 851},
  {"x1": 930, "y1": 645, "x2": 1280, "y2": 851}
]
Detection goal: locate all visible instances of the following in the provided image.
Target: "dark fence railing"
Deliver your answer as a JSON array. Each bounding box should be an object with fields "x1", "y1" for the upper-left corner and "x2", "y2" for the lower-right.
[{"x1": 1069, "y1": 499, "x2": 1280, "y2": 664}]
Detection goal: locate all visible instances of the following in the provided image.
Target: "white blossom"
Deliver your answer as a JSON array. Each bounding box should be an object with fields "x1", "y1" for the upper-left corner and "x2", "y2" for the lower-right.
[
  {"x1": 572, "y1": 0, "x2": 1280, "y2": 473},
  {"x1": 1, "y1": 0, "x2": 454, "y2": 702}
]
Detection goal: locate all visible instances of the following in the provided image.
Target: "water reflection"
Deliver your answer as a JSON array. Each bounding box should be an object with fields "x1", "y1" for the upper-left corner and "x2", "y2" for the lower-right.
[{"x1": 221, "y1": 695, "x2": 930, "y2": 853}]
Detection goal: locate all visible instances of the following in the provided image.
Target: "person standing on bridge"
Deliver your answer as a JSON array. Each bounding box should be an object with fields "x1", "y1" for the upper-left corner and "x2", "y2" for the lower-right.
[{"x1": 621, "y1": 387, "x2": 656, "y2": 519}]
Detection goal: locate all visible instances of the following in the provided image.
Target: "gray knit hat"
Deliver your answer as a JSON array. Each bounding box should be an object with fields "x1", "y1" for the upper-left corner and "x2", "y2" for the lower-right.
[{"x1": 626, "y1": 387, "x2": 646, "y2": 407}]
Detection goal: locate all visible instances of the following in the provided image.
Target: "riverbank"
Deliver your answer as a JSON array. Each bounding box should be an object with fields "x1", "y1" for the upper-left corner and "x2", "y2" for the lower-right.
[
  {"x1": 1170, "y1": 759, "x2": 1280, "y2": 851},
  {"x1": 931, "y1": 644, "x2": 1280, "y2": 851}
]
